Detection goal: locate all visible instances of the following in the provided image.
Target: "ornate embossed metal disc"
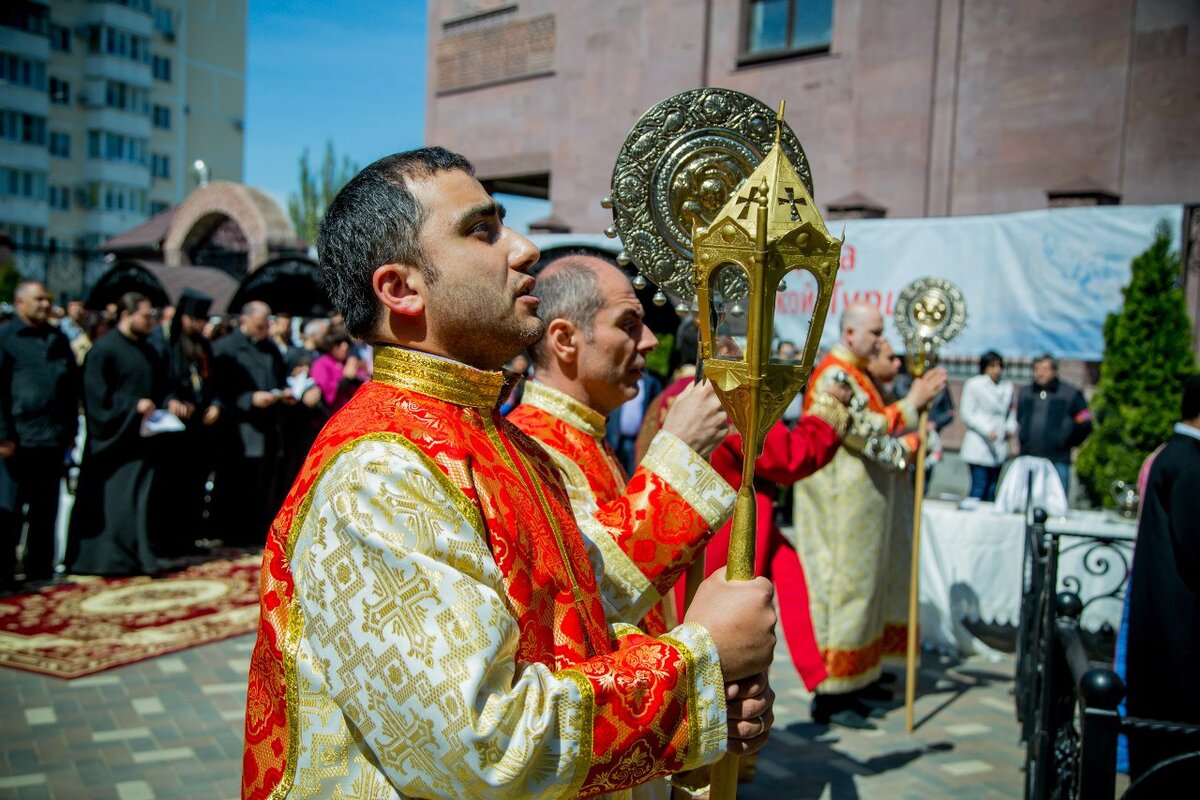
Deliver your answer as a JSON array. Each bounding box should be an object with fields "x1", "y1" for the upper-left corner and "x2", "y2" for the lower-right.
[
  {"x1": 609, "y1": 88, "x2": 812, "y2": 303},
  {"x1": 893, "y1": 277, "x2": 967, "y2": 349}
]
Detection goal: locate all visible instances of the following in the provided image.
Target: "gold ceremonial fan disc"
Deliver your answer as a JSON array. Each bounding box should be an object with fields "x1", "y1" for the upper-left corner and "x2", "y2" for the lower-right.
[
  {"x1": 893, "y1": 277, "x2": 967, "y2": 350},
  {"x1": 608, "y1": 88, "x2": 812, "y2": 303}
]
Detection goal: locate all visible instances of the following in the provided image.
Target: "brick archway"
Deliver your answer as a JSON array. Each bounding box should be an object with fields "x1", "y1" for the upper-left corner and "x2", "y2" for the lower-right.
[{"x1": 163, "y1": 181, "x2": 297, "y2": 274}]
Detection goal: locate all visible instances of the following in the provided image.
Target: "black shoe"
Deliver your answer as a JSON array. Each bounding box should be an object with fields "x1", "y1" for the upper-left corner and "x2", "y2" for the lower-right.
[
  {"x1": 827, "y1": 708, "x2": 878, "y2": 730},
  {"x1": 855, "y1": 683, "x2": 894, "y2": 702},
  {"x1": 849, "y1": 697, "x2": 888, "y2": 719}
]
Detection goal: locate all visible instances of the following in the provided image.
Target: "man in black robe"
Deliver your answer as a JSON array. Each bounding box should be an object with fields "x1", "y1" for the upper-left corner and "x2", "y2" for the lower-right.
[
  {"x1": 211, "y1": 301, "x2": 289, "y2": 546},
  {"x1": 1125, "y1": 375, "x2": 1200, "y2": 780},
  {"x1": 0, "y1": 281, "x2": 81, "y2": 590},
  {"x1": 66, "y1": 293, "x2": 170, "y2": 576},
  {"x1": 149, "y1": 289, "x2": 220, "y2": 555}
]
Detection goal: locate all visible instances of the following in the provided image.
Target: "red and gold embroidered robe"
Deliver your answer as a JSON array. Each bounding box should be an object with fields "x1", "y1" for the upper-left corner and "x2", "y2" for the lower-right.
[
  {"x1": 793, "y1": 344, "x2": 919, "y2": 693},
  {"x1": 242, "y1": 347, "x2": 726, "y2": 800},
  {"x1": 507, "y1": 381, "x2": 735, "y2": 637}
]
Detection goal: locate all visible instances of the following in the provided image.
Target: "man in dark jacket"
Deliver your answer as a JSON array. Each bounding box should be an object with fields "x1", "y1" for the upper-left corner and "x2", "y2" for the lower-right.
[
  {"x1": 0, "y1": 281, "x2": 81, "y2": 589},
  {"x1": 211, "y1": 300, "x2": 289, "y2": 546},
  {"x1": 1017, "y1": 354, "x2": 1092, "y2": 497}
]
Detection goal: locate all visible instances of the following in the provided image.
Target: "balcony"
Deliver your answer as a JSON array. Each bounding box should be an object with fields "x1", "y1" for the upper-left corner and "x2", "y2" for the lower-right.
[
  {"x1": 0, "y1": 84, "x2": 50, "y2": 118},
  {"x1": 0, "y1": 196, "x2": 50, "y2": 228},
  {"x1": 84, "y1": 2, "x2": 153, "y2": 38},
  {"x1": 82, "y1": 106, "x2": 152, "y2": 139},
  {"x1": 0, "y1": 27, "x2": 51, "y2": 61},
  {"x1": 83, "y1": 159, "x2": 151, "y2": 189},
  {"x1": 0, "y1": 141, "x2": 49, "y2": 173},
  {"x1": 83, "y1": 54, "x2": 152, "y2": 88},
  {"x1": 84, "y1": 208, "x2": 149, "y2": 237}
]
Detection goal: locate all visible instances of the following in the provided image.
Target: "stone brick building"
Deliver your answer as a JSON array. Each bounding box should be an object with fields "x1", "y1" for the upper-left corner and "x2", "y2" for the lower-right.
[{"x1": 425, "y1": 0, "x2": 1199, "y2": 233}]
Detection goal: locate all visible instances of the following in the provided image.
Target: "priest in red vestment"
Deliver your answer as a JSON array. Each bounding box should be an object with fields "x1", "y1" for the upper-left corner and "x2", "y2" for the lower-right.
[
  {"x1": 508, "y1": 254, "x2": 734, "y2": 638},
  {"x1": 242, "y1": 148, "x2": 778, "y2": 800}
]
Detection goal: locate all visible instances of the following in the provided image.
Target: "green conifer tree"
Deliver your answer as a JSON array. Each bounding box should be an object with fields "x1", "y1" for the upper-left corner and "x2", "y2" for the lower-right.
[{"x1": 1076, "y1": 221, "x2": 1197, "y2": 506}]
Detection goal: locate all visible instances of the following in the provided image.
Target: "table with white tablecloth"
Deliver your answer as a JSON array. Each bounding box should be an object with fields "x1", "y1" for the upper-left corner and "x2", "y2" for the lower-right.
[{"x1": 919, "y1": 500, "x2": 1136, "y2": 657}]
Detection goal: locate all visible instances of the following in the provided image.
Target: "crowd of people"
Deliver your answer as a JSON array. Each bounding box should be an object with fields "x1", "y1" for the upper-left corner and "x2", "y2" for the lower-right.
[
  {"x1": 1, "y1": 146, "x2": 1191, "y2": 796},
  {"x1": 0, "y1": 281, "x2": 369, "y2": 591}
]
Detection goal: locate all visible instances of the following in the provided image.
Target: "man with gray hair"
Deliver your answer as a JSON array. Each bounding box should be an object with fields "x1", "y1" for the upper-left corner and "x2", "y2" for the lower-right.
[{"x1": 510, "y1": 253, "x2": 732, "y2": 635}]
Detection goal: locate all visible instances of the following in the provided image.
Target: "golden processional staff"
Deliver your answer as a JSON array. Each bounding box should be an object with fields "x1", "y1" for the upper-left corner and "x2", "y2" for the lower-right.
[
  {"x1": 606, "y1": 88, "x2": 841, "y2": 800},
  {"x1": 892, "y1": 277, "x2": 967, "y2": 733}
]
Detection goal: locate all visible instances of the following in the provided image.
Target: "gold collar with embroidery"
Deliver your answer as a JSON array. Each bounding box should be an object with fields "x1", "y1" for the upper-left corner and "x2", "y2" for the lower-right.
[
  {"x1": 522, "y1": 381, "x2": 607, "y2": 438},
  {"x1": 371, "y1": 345, "x2": 515, "y2": 409},
  {"x1": 832, "y1": 343, "x2": 869, "y2": 370}
]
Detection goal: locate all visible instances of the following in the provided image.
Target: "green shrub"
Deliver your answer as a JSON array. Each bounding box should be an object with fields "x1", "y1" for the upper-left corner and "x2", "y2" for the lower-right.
[{"x1": 1076, "y1": 221, "x2": 1197, "y2": 506}]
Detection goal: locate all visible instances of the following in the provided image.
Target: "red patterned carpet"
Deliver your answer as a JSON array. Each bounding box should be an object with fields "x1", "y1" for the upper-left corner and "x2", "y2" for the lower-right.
[{"x1": 0, "y1": 554, "x2": 262, "y2": 679}]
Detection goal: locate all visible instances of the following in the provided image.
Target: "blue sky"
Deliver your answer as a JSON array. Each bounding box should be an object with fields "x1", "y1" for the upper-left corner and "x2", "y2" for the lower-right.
[{"x1": 245, "y1": 0, "x2": 547, "y2": 234}]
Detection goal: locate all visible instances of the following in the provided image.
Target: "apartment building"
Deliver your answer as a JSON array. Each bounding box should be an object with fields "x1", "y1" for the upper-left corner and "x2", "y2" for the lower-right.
[{"x1": 0, "y1": 0, "x2": 245, "y2": 292}]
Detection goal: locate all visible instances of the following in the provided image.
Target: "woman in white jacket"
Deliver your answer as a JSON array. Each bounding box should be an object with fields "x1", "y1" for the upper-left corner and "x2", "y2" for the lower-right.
[{"x1": 959, "y1": 351, "x2": 1017, "y2": 500}]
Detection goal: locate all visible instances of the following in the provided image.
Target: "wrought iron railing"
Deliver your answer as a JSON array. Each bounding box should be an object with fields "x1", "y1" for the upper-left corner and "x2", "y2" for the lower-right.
[{"x1": 1023, "y1": 591, "x2": 1200, "y2": 799}]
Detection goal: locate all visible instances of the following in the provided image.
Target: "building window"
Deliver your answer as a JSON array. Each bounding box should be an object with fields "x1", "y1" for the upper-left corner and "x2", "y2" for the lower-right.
[
  {"x1": 95, "y1": 183, "x2": 146, "y2": 214},
  {"x1": 0, "y1": 53, "x2": 48, "y2": 91},
  {"x1": 104, "y1": 80, "x2": 150, "y2": 115},
  {"x1": 87, "y1": 25, "x2": 152, "y2": 63},
  {"x1": 50, "y1": 77, "x2": 70, "y2": 105},
  {"x1": 49, "y1": 131, "x2": 70, "y2": 158},
  {"x1": 151, "y1": 153, "x2": 170, "y2": 179},
  {"x1": 0, "y1": 168, "x2": 48, "y2": 202},
  {"x1": 86, "y1": 130, "x2": 149, "y2": 165},
  {"x1": 152, "y1": 105, "x2": 171, "y2": 129},
  {"x1": 48, "y1": 184, "x2": 71, "y2": 211},
  {"x1": 153, "y1": 6, "x2": 174, "y2": 38},
  {"x1": 0, "y1": 226, "x2": 47, "y2": 248},
  {"x1": 0, "y1": 4, "x2": 49, "y2": 36},
  {"x1": 149, "y1": 200, "x2": 170, "y2": 215},
  {"x1": 741, "y1": 0, "x2": 833, "y2": 62},
  {"x1": 50, "y1": 24, "x2": 72, "y2": 53},
  {"x1": 0, "y1": 110, "x2": 47, "y2": 146},
  {"x1": 152, "y1": 54, "x2": 172, "y2": 82}
]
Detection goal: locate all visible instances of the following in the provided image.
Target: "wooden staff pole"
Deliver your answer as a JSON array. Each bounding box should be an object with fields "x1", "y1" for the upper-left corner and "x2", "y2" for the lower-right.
[{"x1": 903, "y1": 408, "x2": 930, "y2": 733}]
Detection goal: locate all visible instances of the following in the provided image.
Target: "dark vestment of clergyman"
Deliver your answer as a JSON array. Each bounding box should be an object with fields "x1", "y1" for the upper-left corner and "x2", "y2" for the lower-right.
[
  {"x1": 66, "y1": 330, "x2": 166, "y2": 576},
  {"x1": 1125, "y1": 429, "x2": 1200, "y2": 779}
]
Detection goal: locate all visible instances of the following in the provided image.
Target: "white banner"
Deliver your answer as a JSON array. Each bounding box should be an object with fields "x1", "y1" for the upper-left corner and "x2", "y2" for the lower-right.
[{"x1": 773, "y1": 204, "x2": 1184, "y2": 361}]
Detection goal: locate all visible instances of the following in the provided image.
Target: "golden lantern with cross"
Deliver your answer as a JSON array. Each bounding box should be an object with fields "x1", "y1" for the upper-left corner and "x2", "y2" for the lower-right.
[
  {"x1": 607, "y1": 91, "x2": 841, "y2": 800},
  {"x1": 690, "y1": 104, "x2": 841, "y2": 798},
  {"x1": 692, "y1": 103, "x2": 842, "y2": 586}
]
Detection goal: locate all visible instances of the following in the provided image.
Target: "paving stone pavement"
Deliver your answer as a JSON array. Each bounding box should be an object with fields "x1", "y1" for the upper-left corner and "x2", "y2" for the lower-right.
[{"x1": 0, "y1": 588, "x2": 1029, "y2": 800}]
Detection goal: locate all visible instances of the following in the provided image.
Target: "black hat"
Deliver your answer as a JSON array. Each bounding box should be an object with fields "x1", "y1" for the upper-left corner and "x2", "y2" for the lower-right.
[{"x1": 177, "y1": 289, "x2": 213, "y2": 320}]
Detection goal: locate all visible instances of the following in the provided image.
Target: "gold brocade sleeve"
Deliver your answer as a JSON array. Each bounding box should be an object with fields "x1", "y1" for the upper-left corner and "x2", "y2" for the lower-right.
[
  {"x1": 286, "y1": 439, "x2": 726, "y2": 798},
  {"x1": 639, "y1": 430, "x2": 736, "y2": 532}
]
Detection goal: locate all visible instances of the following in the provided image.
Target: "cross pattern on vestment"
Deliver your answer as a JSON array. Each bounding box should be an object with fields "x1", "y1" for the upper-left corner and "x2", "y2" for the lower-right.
[
  {"x1": 362, "y1": 566, "x2": 439, "y2": 667},
  {"x1": 778, "y1": 186, "x2": 806, "y2": 221}
]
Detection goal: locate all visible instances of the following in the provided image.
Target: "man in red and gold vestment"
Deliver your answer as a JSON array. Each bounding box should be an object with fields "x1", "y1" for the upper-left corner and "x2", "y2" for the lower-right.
[
  {"x1": 793, "y1": 302, "x2": 946, "y2": 728},
  {"x1": 638, "y1": 333, "x2": 852, "y2": 694},
  {"x1": 242, "y1": 148, "x2": 778, "y2": 799},
  {"x1": 508, "y1": 254, "x2": 733, "y2": 639}
]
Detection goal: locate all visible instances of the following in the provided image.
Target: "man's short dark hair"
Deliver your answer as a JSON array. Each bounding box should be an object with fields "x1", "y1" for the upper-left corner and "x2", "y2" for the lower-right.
[
  {"x1": 1182, "y1": 375, "x2": 1200, "y2": 421},
  {"x1": 1035, "y1": 353, "x2": 1058, "y2": 371},
  {"x1": 117, "y1": 292, "x2": 148, "y2": 318},
  {"x1": 528, "y1": 253, "x2": 610, "y2": 368},
  {"x1": 316, "y1": 147, "x2": 474, "y2": 340},
  {"x1": 979, "y1": 350, "x2": 1004, "y2": 373}
]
